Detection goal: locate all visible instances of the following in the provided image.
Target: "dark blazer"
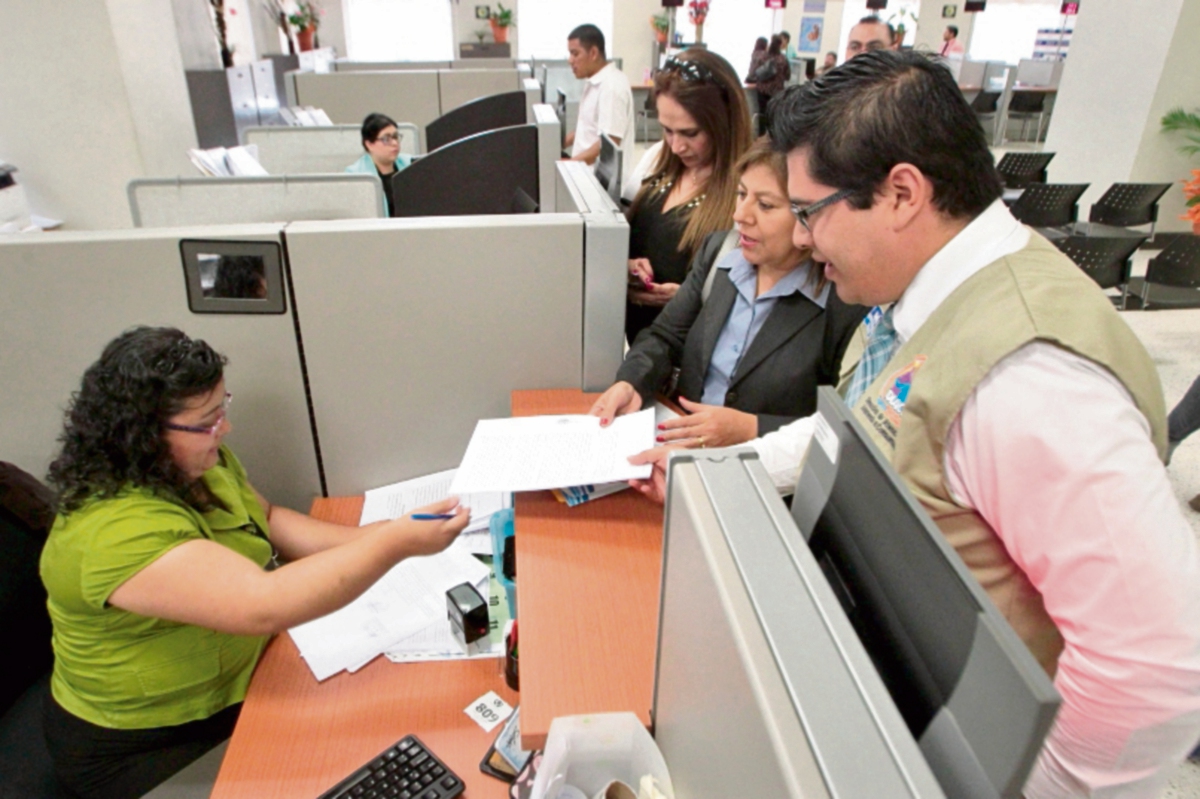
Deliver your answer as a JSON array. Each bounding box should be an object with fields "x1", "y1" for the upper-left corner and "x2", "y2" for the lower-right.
[{"x1": 617, "y1": 231, "x2": 867, "y2": 435}]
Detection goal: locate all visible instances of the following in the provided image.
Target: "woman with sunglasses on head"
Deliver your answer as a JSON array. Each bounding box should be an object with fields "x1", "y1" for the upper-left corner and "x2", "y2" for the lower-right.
[
  {"x1": 623, "y1": 49, "x2": 754, "y2": 342},
  {"x1": 346, "y1": 112, "x2": 413, "y2": 216},
  {"x1": 39, "y1": 327, "x2": 468, "y2": 799},
  {"x1": 593, "y1": 138, "x2": 865, "y2": 449}
]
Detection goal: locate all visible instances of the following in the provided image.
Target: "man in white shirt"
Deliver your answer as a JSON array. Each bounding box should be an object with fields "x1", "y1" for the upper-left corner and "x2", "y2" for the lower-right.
[
  {"x1": 564, "y1": 24, "x2": 635, "y2": 187},
  {"x1": 630, "y1": 51, "x2": 1200, "y2": 797}
]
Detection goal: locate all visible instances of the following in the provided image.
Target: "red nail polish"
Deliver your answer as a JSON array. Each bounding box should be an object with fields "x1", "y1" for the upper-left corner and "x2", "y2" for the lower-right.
[
  {"x1": 656, "y1": 435, "x2": 664, "y2": 442},
  {"x1": 657, "y1": 424, "x2": 665, "y2": 430}
]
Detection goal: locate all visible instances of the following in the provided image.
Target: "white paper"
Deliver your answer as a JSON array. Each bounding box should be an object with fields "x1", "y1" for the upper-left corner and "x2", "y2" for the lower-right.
[
  {"x1": 464, "y1": 690, "x2": 513, "y2": 732},
  {"x1": 360, "y1": 468, "x2": 508, "y2": 534},
  {"x1": 449, "y1": 410, "x2": 655, "y2": 494},
  {"x1": 288, "y1": 546, "x2": 489, "y2": 680}
]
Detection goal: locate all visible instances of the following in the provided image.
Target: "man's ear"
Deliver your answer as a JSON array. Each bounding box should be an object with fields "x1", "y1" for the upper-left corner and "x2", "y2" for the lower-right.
[{"x1": 882, "y1": 162, "x2": 931, "y2": 230}]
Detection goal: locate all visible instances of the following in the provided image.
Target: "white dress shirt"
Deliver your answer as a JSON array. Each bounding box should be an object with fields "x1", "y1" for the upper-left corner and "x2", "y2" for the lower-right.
[
  {"x1": 752, "y1": 200, "x2": 1200, "y2": 797},
  {"x1": 572, "y1": 62, "x2": 635, "y2": 186}
]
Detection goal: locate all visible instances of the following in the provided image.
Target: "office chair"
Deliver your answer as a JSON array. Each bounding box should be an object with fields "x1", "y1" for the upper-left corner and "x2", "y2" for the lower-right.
[
  {"x1": 995, "y1": 151, "x2": 1055, "y2": 190},
  {"x1": 637, "y1": 88, "x2": 658, "y2": 143},
  {"x1": 1124, "y1": 234, "x2": 1200, "y2": 310},
  {"x1": 1052, "y1": 233, "x2": 1147, "y2": 306},
  {"x1": 1086, "y1": 183, "x2": 1174, "y2": 236},
  {"x1": 970, "y1": 90, "x2": 1002, "y2": 143},
  {"x1": 1010, "y1": 183, "x2": 1090, "y2": 229},
  {"x1": 1005, "y1": 90, "x2": 1049, "y2": 143}
]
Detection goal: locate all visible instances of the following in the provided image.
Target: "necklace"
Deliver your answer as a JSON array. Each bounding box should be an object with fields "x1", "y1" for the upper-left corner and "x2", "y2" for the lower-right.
[{"x1": 649, "y1": 175, "x2": 706, "y2": 211}]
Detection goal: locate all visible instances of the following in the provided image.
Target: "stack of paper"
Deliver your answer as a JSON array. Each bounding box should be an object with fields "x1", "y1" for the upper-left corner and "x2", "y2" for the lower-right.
[
  {"x1": 288, "y1": 546, "x2": 490, "y2": 680},
  {"x1": 187, "y1": 145, "x2": 268, "y2": 177},
  {"x1": 359, "y1": 469, "x2": 508, "y2": 556}
]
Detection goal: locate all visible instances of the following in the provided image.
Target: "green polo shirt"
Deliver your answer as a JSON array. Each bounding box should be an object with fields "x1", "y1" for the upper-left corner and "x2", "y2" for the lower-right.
[{"x1": 40, "y1": 446, "x2": 272, "y2": 729}]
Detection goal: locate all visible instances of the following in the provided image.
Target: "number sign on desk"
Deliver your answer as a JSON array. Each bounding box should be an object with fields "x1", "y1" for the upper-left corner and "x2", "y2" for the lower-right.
[{"x1": 465, "y1": 690, "x2": 514, "y2": 732}]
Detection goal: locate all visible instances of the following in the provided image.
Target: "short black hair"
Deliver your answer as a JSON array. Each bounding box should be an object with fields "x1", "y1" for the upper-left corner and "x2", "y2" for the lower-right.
[
  {"x1": 361, "y1": 112, "x2": 398, "y2": 147},
  {"x1": 568, "y1": 24, "x2": 606, "y2": 59},
  {"x1": 779, "y1": 31, "x2": 791, "y2": 41},
  {"x1": 857, "y1": 15, "x2": 896, "y2": 42},
  {"x1": 947, "y1": 24, "x2": 959, "y2": 37},
  {"x1": 769, "y1": 50, "x2": 1001, "y2": 220}
]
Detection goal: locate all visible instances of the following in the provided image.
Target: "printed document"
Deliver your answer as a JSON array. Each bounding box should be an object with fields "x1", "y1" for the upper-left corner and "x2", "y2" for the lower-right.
[{"x1": 448, "y1": 409, "x2": 655, "y2": 494}]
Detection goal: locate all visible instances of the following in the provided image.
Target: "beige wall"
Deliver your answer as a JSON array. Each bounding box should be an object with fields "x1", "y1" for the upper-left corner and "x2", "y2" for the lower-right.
[
  {"x1": 911, "y1": 0, "x2": 976, "y2": 55},
  {"x1": 779, "y1": 1, "x2": 845, "y2": 67},
  {"x1": 613, "y1": 0, "x2": 661, "y2": 85},
  {"x1": 453, "y1": 0, "x2": 518, "y2": 57}
]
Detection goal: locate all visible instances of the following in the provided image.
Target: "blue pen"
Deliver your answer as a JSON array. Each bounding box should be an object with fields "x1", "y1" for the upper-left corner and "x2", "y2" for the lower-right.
[{"x1": 412, "y1": 513, "x2": 456, "y2": 520}]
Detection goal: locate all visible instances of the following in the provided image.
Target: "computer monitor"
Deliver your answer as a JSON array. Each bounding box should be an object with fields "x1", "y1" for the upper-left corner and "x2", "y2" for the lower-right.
[
  {"x1": 595, "y1": 133, "x2": 623, "y2": 206},
  {"x1": 791, "y1": 387, "x2": 1059, "y2": 797},
  {"x1": 654, "y1": 387, "x2": 1058, "y2": 798}
]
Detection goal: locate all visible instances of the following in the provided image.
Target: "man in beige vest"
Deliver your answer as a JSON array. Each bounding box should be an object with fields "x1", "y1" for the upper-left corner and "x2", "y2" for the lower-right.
[{"x1": 631, "y1": 51, "x2": 1200, "y2": 797}]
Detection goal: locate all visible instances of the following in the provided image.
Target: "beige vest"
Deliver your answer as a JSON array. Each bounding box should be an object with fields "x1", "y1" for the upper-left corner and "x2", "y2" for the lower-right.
[{"x1": 843, "y1": 233, "x2": 1167, "y2": 676}]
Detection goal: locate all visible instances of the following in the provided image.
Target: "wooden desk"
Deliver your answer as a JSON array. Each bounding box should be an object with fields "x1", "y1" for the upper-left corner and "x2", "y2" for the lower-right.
[
  {"x1": 211, "y1": 496, "x2": 517, "y2": 799},
  {"x1": 511, "y1": 389, "x2": 664, "y2": 750}
]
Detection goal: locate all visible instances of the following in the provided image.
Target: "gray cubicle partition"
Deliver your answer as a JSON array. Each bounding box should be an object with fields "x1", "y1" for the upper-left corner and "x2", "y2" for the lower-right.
[
  {"x1": 284, "y1": 215, "x2": 586, "y2": 494},
  {"x1": 556, "y1": 161, "x2": 628, "y2": 391},
  {"x1": 523, "y1": 78, "x2": 541, "y2": 122},
  {"x1": 127, "y1": 175, "x2": 385, "y2": 228},
  {"x1": 334, "y1": 60, "x2": 451, "y2": 71},
  {"x1": 535, "y1": 105, "x2": 561, "y2": 212},
  {"x1": 242, "y1": 124, "x2": 420, "y2": 173},
  {"x1": 0, "y1": 225, "x2": 322, "y2": 511},
  {"x1": 438, "y1": 69, "x2": 523, "y2": 117}
]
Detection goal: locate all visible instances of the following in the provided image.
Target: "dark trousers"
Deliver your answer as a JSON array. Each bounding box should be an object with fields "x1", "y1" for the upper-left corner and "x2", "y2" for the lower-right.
[
  {"x1": 1169, "y1": 373, "x2": 1200, "y2": 445},
  {"x1": 43, "y1": 693, "x2": 240, "y2": 799}
]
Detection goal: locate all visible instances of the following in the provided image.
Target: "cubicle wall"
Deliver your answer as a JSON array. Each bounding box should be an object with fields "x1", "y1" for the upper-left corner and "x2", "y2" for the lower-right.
[
  {"x1": 243, "y1": 124, "x2": 420, "y2": 173},
  {"x1": 0, "y1": 225, "x2": 322, "y2": 510},
  {"x1": 333, "y1": 59, "x2": 519, "y2": 72},
  {"x1": 127, "y1": 175, "x2": 385, "y2": 228},
  {"x1": 288, "y1": 69, "x2": 524, "y2": 151}
]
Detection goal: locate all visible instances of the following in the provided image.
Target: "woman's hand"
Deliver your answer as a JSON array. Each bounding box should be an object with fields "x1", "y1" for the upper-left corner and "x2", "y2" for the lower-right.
[
  {"x1": 387, "y1": 497, "x2": 470, "y2": 558},
  {"x1": 629, "y1": 282, "x2": 680, "y2": 307},
  {"x1": 655, "y1": 398, "x2": 758, "y2": 448},
  {"x1": 589, "y1": 381, "x2": 643, "y2": 427},
  {"x1": 628, "y1": 258, "x2": 655, "y2": 286}
]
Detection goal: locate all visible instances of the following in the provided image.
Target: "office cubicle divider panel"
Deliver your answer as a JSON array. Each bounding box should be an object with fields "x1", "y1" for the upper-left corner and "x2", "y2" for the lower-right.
[
  {"x1": 0, "y1": 225, "x2": 322, "y2": 511},
  {"x1": 523, "y1": 78, "x2": 542, "y2": 123},
  {"x1": 334, "y1": 60, "x2": 452, "y2": 71},
  {"x1": 450, "y1": 58, "x2": 517, "y2": 69},
  {"x1": 556, "y1": 162, "x2": 629, "y2": 392},
  {"x1": 437, "y1": 69, "x2": 524, "y2": 117},
  {"x1": 425, "y1": 91, "x2": 528, "y2": 152},
  {"x1": 292, "y1": 71, "x2": 443, "y2": 152},
  {"x1": 244, "y1": 124, "x2": 421, "y2": 170},
  {"x1": 128, "y1": 175, "x2": 385, "y2": 228},
  {"x1": 534, "y1": 105, "x2": 561, "y2": 212},
  {"x1": 282, "y1": 215, "x2": 585, "y2": 495},
  {"x1": 390, "y1": 126, "x2": 539, "y2": 218}
]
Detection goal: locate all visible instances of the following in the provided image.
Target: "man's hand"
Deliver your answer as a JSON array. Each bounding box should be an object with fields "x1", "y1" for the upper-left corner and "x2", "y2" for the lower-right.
[{"x1": 627, "y1": 444, "x2": 684, "y2": 505}]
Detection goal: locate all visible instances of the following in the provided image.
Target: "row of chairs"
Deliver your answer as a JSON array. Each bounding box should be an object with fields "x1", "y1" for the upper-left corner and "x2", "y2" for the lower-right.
[{"x1": 972, "y1": 89, "x2": 1053, "y2": 144}]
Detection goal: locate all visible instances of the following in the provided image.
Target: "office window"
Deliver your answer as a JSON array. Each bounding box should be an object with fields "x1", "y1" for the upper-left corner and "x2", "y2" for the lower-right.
[
  {"x1": 694, "y1": 1, "x2": 775, "y2": 81},
  {"x1": 967, "y1": 0, "x2": 1072, "y2": 63},
  {"x1": 345, "y1": 0, "x2": 454, "y2": 61},
  {"x1": 518, "y1": 0, "x2": 613, "y2": 61}
]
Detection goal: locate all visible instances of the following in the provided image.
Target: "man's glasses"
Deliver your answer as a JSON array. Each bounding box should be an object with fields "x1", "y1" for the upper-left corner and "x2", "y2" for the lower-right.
[
  {"x1": 165, "y1": 392, "x2": 232, "y2": 436},
  {"x1": 662, "y1": 56, "x2": 715, "y2": 83},
  {"x1": 790, "y1": 188, "x2": 854, "y2": 231}
]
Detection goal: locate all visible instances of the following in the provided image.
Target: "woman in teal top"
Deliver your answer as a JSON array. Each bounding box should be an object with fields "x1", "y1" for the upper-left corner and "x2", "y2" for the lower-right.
[
  {"x1": 40, "y1": 327, "x2": 469, "y2": 799},
  {"x1": 345, "y1": 112, "x2": 414, "y2": 216}
]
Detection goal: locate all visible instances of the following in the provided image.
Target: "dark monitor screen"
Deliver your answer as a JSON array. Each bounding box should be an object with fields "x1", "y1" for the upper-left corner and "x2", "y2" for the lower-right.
[
  {"x1": 965, "y1": 0, "x2": 987, "y2": 10},
  {"x1": 595, "y1": 134, "x2": 623, "y2": 206},
  {"x1": 790, "y1": 387, "x2": 1059, "y2": 798}
]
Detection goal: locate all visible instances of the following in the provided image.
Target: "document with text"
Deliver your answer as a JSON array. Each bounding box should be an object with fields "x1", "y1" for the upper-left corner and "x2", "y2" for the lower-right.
[{"x1": 448, "y1": 409, "x2": 655, "y2": 494}]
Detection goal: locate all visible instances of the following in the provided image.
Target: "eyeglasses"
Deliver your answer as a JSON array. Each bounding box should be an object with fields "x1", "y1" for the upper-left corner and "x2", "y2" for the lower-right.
[
  {"x1": 165, "y1": 392, "x2": 232, "y2": 436},
  {"x1": 790, "y1": 188, "x2": 854, "y2": 231},
  {"x1": 662, "y1": 56, "x2": 715, "y2": 83},
  {"x1": 375, "y1": 133, "x2": 402, "y2": 145}
]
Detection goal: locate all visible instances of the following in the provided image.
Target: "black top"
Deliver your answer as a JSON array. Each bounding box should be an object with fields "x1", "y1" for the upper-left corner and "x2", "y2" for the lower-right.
[
  {"x1": 379, "y1": 166, "x2": 397, "y2": 217},
  {"x1": 626, "y1": 183, "x2": 700, "y2": 341}
]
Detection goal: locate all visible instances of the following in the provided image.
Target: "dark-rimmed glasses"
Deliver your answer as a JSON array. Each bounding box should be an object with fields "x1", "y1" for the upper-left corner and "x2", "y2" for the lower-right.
[
  {"x1": 376, "y1": 133, "x2": 402, "y2": 145},
  {"x1": 791, "y1": 188, "x2": 854, "y2": 231},
  {"x1": 165, "y1": 392, "x2": 232, "y2": 436},
  {"x1": 662, "y1": 56, "x2": 714, "y2": 83}
]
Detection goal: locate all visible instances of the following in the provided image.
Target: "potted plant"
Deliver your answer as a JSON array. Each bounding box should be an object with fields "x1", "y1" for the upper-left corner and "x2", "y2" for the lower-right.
[
  {"x1": 490, "y1": 2, "x2": 514, "y2": 44},
  {"x1": 688, "y1": 0, "x2": 710, "y2": 44},
  {"x1": 288, "y1": 1, "x2": 322, "y2": 52},
  {"x1": 650, "y1": 13, "x2": 670, "y2": 45},
  {"x1": 1161, "y1": 107, "x2": 1200, "y2": 233},
  {"x1": 887, "y1": 8, "x2": 918, "y2": 46}
]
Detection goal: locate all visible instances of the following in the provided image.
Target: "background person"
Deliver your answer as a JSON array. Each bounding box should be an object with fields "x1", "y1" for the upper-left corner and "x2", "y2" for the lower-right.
[
  {"x1": 40, "y1": 327, "x2": 468, "y2": 799},
  {"x1": 749, "y1": 35, "x2": 790, "y2": 137},
  {"x1": 940, "y1": 24, "x2": 966, "y2": 57},
  {"x1": 565, "y1": 24, "x2": 635, "y2": 186},
  {"x1": 817, "y1": 51, "x2": 837, "y2": 76},
  {"x1": 591, "y1": 138, "x2": 865, "y2": 447},
  {"x1": 622, "y1": 49, "x2": 753, "y2": 342},
  {"x1": 745, "y1": 36, "x2": 768, "y2": 84},
  {"x1": 844, "y1": 15, "x2": 897, "y2": 61},
  {"x1": 634, "y1": 52, "x2": 1200, "y2": 797},
  {"x1": 779, "y1": 30, "x2": 798, "y2": 61},
  {"x1": 345, "y1": 112, "x2": 413, "y2": 217}
]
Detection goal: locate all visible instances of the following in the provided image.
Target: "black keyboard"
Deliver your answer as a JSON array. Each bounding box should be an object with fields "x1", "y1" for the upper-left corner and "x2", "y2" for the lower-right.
[{"x1": 316, "y1": 735, "x2": 465, "y2": 799}]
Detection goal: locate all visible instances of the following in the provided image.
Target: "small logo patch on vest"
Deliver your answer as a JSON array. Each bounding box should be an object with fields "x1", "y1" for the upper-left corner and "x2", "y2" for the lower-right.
[{"x1": 858, "y1": 356, "x2": 926, "y2": 448}]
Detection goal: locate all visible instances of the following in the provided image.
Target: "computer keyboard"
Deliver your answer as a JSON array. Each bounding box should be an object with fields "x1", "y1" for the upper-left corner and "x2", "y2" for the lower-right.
[{"x1": 316, "y1": 734, "x2": 465, "y2": 799}]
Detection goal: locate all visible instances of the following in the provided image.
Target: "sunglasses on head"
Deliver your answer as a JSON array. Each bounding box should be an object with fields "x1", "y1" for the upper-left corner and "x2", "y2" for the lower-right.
[{"x1": 662, "y1": 56, "x2": 715, "y2": 84}]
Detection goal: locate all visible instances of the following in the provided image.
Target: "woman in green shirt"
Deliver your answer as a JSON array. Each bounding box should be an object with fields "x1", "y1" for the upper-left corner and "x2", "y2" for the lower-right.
[{"x1": 40, "y1": 327, "x2": 469, "y2": 799}]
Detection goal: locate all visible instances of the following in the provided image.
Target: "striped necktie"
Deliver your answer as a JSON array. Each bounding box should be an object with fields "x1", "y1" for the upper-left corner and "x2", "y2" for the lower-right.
[{"x1": 844, "y1": 305, "x2": 899, "y2": 407}]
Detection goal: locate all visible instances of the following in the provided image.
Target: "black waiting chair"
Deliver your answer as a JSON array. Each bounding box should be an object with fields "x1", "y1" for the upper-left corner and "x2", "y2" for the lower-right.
[
  {"x1": 1086, "y1": 183, "x2": 1174, "y2": 235},
  {"x1": 1124, "y1": 234, "x2": 1200, "y2": 310},
  {"x1": 970, "y1": 91, "x2": 1002, "y2": 142},
  {"x1": 1052, "y1": 233, "x2": 1147, "y2": 304},
  {"x1": 1011, "y1": 183, "x2": 1090, "y2": 229},
  {"x1": 995, "y1": 151, "x2": 1055, "y2": 190},
  {"x1": 1005, "y1": 90, "x2": 1049, "y2": 142}
]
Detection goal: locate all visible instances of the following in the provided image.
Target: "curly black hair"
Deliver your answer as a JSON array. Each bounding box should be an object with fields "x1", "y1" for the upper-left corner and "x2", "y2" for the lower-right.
[{"x1": 48, "y1": 327, "x2": 228, "y2": 514}]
